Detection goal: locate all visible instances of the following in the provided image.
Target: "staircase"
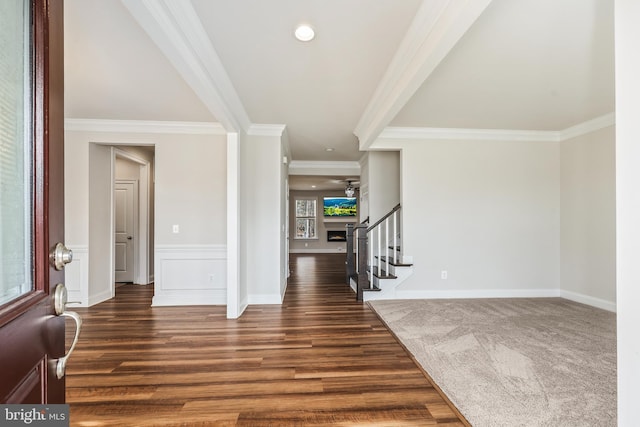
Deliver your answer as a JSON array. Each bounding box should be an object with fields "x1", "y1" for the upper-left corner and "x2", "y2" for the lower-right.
[{"x1": 346, "y1": 204, "x2": 414, "y2": 301}]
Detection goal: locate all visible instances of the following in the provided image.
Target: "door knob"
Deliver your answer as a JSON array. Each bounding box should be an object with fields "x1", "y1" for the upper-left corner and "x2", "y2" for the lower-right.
[
  {"x1": 127, "y1": 236, "x2": 132, "y2": 240},
  {"x1": 53, "y1": 284, "x2": 82, "y2": 379},
  {"x1": 51, "y1": 242, "x2": 73, "y2": 270}
]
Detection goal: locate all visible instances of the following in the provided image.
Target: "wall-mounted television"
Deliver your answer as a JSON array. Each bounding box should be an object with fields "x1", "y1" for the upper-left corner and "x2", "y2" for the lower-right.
[{"x1": 323, "y1": 197, "x2": 357, "y2": 217}]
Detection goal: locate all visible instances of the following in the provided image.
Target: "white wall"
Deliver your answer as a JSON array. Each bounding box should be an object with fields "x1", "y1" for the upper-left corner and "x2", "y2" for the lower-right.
[
  {"x1": 241, "y1": 133, "x2": 286, "y2": 304},
  {"x1": 560, "y1": 126, "x2": 616, "y2": 308},
  {"x1": 359, "y1": 154, "x2": 370, "y2": 223},
  {"x1": 88, "y1": 144, "x2": 114, "y2": 305},
  {"x1": 368, "y1": 151, "x2": 400, "y2": 223},
  {"x1": 65, "y1": 126, "x2": 228, "y2": 307},
  {"x1": 381, "y1": 138, "x2": 561, "y2": 297},
  {"x1": 153, "y1": 134, "x2": 226, "y2": 305},
  {"x1": 371, "y1": 123, "x2": 617, "y2": 306},
  {"x1": 280, "y1": 132, "x2": 290, "y2": 295},
  {"x1": 155, "y1": 136, "x2": 226, "y2": 245},
  {"x1": 615, "y1": 0, "x2": 640, "y2": 422}
]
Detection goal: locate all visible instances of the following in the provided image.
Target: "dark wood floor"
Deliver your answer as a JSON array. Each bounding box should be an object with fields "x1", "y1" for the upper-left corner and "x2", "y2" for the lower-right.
[{"x1": 66, "y1": 253, "x2": 466, "y2": 426}]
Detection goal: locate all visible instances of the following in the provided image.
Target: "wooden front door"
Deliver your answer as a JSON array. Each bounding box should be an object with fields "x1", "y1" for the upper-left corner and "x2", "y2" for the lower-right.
[{"x1": 0, "y1": 0, "x2": 69, "y2": 404}]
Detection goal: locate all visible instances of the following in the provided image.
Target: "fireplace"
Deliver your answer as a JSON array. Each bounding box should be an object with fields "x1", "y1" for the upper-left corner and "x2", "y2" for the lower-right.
[{"x1": 327, "y1": 230, "x2": 347, "y2": 242}]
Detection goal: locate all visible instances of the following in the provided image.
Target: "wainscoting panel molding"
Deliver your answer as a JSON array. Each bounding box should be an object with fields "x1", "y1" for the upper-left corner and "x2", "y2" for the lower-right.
[
  {"x1": 65, "y1": 246, "x2": 89, "y2": 307},
  {"x1": 154, "y1": 245, "x2": 227, "y2": 306}
]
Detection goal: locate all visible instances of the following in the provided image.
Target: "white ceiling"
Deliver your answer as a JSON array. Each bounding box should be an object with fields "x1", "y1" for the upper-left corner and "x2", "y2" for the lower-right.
[
  {"x1": 392, "y1": 0, "x2": 615, "y2": 130},
  {"x1": 64, "y1": 0, "x2": 214, "y2": 122},
  {"x1": 289, "y1": 175, "x2": 360, "y2": 192},
  {"x1": 64, "y1": 0, "x2": 615, "y2": 161}
]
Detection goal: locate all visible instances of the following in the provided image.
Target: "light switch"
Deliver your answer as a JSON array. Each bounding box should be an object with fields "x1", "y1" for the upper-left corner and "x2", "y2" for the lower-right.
[{"x1": 172, "y1": 224, "x2": 179, "y2": 233}]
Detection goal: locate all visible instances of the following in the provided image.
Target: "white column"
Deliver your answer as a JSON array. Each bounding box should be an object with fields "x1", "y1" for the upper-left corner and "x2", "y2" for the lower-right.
[
  {"x1": 226, "y1": 132, "x2": 241, "y2": 319},
  {"x1": 615, "y1": 1, "x2": 640, "y2": 423}
]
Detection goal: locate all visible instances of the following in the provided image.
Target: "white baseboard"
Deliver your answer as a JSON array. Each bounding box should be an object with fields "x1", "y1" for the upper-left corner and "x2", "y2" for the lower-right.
[
  {"x1": 88, "y1": 289, "x2": 113, "y2": 307},
  {"x1": 247, "y1": 294, "x2": 284, "y2": 304},
  {"x1": 152, "y1": 290, "x2": 226, "y2": 306},
  {"x1": 350, "y1": 277, "x2": 357, "y2": 292},
  {"x1": 395, "y1": 288, "x2": 561, "y2": 300},
  {"x1": 391, "y1": 288, "x2": 616, "y2": 312},
  {"x1": 238, "y1": 297, "x2": 249, "y2": 318},
  {"x1": 289, "y1": 248, "x2": 349, "y2": 254},
  {"x1": 560, "y1": 290, "x2": 616, "y2": 312}
]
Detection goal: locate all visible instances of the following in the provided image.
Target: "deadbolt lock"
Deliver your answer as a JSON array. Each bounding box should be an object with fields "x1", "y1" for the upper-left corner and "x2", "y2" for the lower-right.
[{"x1": 52, "y1": 242, "x2": 73, "y2": 270}]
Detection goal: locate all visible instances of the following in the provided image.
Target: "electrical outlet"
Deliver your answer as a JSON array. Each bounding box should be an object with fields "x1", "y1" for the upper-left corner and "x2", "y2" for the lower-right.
[
  {"x1": 441, "y1": 270, "x2": 448, "y2": 280},
  {"x1": 208, "y1": 274, "x2": 215, "y2": 282}
]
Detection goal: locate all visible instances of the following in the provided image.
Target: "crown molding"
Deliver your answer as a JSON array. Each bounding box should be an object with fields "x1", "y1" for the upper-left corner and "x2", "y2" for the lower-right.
[
  {"x1": 288, "y1": 160, "x2": 361, "y2": 176},
  {"x1": 122, "y1": 0, "x2": 251, "y2": 133},
  {"x1": 354, "y1": 0, "x2": 494, "y2": 150},
  {"x1": 376, "y1": 112, "x2": 616, "y2": 144},
  {"x1": 379, "y1": 126, "x2": 559, "y2": 142},
  {"x1": 64, "y1": 118, "x2": 226, "y2": 135},
  {"x1": 247, "y1": 124, "x2": 287, "y2": 137},
  {"x1": 559, "y1": 112, "x2": 615, "y2": 141}
]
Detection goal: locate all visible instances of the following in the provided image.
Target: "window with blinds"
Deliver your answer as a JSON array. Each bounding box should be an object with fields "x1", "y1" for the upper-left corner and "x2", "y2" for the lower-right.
[{"x1": 0, "y1": 0, "x2": 33, "y2": 305}]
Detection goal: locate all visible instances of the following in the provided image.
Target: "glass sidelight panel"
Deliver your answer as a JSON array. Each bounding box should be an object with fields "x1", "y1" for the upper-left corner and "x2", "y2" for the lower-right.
[{"x1": 0, "y1": 0, "x2": 33, "y2": 305}]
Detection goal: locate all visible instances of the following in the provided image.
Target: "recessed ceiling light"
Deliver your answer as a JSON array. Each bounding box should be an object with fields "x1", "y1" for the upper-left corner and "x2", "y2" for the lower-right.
[
  {"x1": 295, "y1": 24, "x2": 315, "y2": 42},
  {"x1": 311, "y1": 185, "x2": 317, "y2": 188},
  {"x1": 325, "y1": 147, "x2": 334, "y2": 152}
]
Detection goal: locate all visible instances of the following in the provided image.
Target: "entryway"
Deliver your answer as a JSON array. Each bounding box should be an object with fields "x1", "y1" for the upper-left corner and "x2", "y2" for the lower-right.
[{"x1": 113, "y1": 147, "x2": 155, "y2": 290}]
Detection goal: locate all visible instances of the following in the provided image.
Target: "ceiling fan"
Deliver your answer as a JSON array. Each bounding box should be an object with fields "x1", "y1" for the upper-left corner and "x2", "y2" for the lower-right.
[
  {"x1": 330, "y1": 178, "x2": 360, "y2": 197},
  {"x1": 330, "y1": 178, "x2": 360, "y2": 186}
]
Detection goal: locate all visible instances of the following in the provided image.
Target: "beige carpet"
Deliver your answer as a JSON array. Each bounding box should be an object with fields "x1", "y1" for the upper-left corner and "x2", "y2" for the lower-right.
[{"x1": 368, "y1": 298, "x2": 616, "y2": 427}]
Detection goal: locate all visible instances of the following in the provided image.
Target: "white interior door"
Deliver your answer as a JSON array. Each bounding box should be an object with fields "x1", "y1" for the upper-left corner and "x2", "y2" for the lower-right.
[{"x1": 115, "y1": 181, "x2": 136, "y2": 283}]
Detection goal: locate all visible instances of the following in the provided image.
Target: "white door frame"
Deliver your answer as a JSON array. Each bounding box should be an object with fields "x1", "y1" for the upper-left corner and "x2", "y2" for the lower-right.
[{"x1": 112, "y1": 148, "x2": 152, "y2": 287}]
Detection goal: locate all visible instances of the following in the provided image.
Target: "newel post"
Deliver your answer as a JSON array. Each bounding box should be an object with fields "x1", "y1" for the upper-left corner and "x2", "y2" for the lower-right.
[
  {"x1": 356, "y1": 226, "x2": 369, "y2": 302},
  {"x1": 345, "y1": 224, "x2": 355, "y2": 285}
]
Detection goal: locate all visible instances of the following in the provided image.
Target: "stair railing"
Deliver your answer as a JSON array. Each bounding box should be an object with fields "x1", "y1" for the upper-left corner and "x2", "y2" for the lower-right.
[
  {"x1": 346, "y1": 217, "x2": 367, "y2": 286},
  {"x1": 346, "y1": 204, "x2": 401, "y2": 301}
]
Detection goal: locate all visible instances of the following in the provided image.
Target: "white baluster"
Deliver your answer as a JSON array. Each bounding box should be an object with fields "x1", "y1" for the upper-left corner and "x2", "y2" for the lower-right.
[
  {"x1": 355, "y1": 229, "x2": 359, "y2": 272},
  {"x1": 393, "y1": 211, "x2": 398, "y2": 264},
  {"x1": 385, "y1": 218, "x2": 390, "y2": 275},
  {"x1": 377, "y1": 226, "x2": 381, "y2": 277},
  {"x1": 370, "y1": 229, "x2": 375, "y2": 280}
]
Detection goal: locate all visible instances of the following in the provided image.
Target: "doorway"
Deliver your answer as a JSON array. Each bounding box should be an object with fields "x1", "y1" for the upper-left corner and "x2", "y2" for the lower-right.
[
  {"x1": 112, "y1": 147, "x2": 154, "y2": 291},
  {"x1": 83, "y1": 143, "x2": 155, "y2": 306},
  {"x1": 114, "y1": 180, "x2": 137, "y2": 283}
]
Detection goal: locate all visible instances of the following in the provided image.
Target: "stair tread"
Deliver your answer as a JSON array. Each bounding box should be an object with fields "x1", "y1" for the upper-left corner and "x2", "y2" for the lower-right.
[
  {"x1": 374, "y1": 256, "x2": 413, "y2": 267},
  {"x1": 372, "y1": 269, "x2": 397, "y2": 280}
]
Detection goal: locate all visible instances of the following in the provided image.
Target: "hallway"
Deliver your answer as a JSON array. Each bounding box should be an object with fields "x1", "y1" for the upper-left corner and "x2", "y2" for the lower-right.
[{"x1": 66, "y1": 253, "x2": 465, "y2": 426}]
